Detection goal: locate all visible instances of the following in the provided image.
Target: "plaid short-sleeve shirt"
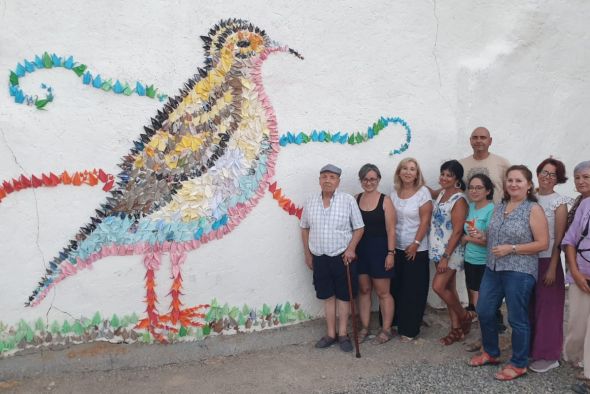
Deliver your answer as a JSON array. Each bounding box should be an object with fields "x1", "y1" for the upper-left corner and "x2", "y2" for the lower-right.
[{"x1": 300, "y1": 191, "x2": 364, "y2": 257}]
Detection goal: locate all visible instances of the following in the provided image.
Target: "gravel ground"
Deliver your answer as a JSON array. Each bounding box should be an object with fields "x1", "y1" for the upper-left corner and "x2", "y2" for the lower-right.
[{"x1": 0, "y1": 307, "x2": 582, "y2": 394}]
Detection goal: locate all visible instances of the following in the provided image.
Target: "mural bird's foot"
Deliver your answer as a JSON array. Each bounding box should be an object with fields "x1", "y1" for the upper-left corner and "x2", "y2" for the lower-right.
[
  {"x1": 135, "y1": 313, "x2": 170, "y2": 344},
  {"x1": 159, "y1": 304, "x2": 209, "y2": 330}
]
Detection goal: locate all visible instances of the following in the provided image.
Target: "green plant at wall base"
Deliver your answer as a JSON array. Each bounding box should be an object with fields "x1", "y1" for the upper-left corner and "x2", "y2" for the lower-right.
[{"x1": 0, "y1": 301, "x2": 311, "y2": 355}]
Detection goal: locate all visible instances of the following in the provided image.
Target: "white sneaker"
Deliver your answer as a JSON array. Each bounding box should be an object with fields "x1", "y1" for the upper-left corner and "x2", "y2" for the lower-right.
[{"x1": 530, "y1": 359, "x2": 559, "y2": 373}]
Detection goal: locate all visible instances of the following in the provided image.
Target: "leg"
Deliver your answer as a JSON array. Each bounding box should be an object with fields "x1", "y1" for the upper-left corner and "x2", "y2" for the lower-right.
[
  {"x1": 503, "y1": 271, "x2": 535, "y2": 368},
  {"x1": 565, "y1": 285, "x2": 590, "y2": 371},
  {"x1": 358, "y1": 274, "x2": 372, "y2": 331},
  {"x1": 136, "y1": 251, "x2": 167, "y2": 342},
  {"x1": 337, "y1": 299, "x2": 350, "y2": 336},
  {"x1": 476, "y1": 268, "x2": 504, "y2": 358},
  {"x1": 530, "y1": 258, "x2": 566, "y2": 361},
  {"x1": 374, "y1": 278, "x2": 394, "y2": 331},
  {"x1": 397, "y1": 251, "x2": 429, "y2": 338},
  {"x1": 169, "y1": 250, "x2": 186, "y2": 325},
  {"x1": 324, "y1": 297, "x2": 337, "y2": 338},
  {"x1": 432, "y1": 269, "x2": 465, "y2": 324}
]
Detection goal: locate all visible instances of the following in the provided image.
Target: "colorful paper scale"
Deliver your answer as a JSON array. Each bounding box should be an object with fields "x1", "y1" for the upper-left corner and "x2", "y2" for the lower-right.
[{"x1": 0, "y1": 169, "x2": 115, "y2": 203}]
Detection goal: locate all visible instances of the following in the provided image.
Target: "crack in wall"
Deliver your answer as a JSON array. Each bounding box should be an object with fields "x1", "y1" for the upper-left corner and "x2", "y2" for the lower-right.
[
  {"x1": 0, "y1": 126, "x2": 55, "y2": 318},
  {"x1": 430, "y1": 0, "x2": 454, "y2": 116},
  {"x1": 431, "y1": 0, "x2": 442, "y2": 88}
]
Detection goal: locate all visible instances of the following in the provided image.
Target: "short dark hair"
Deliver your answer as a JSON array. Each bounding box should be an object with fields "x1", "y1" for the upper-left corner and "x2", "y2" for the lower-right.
[
  {"x1": 503, "y1": 165, "x2": 538, "y2": 203},
  {"x1": 536, "y1": 157, "x2": 568, "y2": 184},
  {"x1": 440, "y1": 160, "x2": 465, "y2": 191},
  {"x1": 468, "y1": 173, "x2": 494, "y2": 200},
  {"x1": 358, "y1": 163, "x2": 381, "y2": 180}
]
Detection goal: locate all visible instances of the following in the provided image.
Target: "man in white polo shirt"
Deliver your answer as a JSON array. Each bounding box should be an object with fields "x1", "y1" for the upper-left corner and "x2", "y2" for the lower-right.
[{"x1": 300, "y1": 164, "x2": 365, "y2": 352}]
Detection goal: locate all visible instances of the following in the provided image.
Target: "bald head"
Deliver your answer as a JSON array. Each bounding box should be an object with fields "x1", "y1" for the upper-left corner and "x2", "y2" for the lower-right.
[
  {"x1": 471, "y1": 127, "x2": 490, "y2": 138},
  {"x1": 469, "y1": 127, "x2": 492, "y2": 158}
]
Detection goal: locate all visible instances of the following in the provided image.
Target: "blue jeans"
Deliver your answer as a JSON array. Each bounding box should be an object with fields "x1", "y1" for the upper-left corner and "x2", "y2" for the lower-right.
[{"x1": 476, "y1": 268, "x2": 535, "y2": 368}]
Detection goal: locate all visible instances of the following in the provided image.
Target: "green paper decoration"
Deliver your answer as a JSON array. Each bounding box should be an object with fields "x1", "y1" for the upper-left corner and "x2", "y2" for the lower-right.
[{"x1": 42, "y1": 52, "x2": 53, "y2": 68}]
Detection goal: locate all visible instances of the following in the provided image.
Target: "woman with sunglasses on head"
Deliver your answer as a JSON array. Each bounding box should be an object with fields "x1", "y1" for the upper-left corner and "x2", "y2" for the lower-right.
[
  {"x1": 562, "y1": 161, "x2": 590, "y2": 391},
  {"x1": 462, "y1": 174, "x2": 495, "y2": 314},
  {"x1": 529, "y1": 158, "x2": 570, "y2": 374},
  {"x1": 355, "y1": 164, "x2": 397, "y2": 344},
  {"x1": 469, "y1": 165, "x2": 549, "y2": 381},
  {"x1": 430, "y1": 160, "x2": 471, "y2": 346}
]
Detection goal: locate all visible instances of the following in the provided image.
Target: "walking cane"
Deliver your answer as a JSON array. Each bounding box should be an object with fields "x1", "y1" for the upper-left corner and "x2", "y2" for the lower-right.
[{"x1": 345, "y1": 261, "x2": 361, "y2": 358}]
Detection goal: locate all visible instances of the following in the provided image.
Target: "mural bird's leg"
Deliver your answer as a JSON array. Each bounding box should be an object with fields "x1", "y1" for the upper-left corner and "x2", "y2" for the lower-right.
[
  {"x1": 135, "y1": 249, "x2": 168, "y2": 343},
  {"x1": 168, "y1": 249, "x2": 186, "y2": 326},
  {"x1": 158, "y1": 246, "x2": 208, "y2": 330}
]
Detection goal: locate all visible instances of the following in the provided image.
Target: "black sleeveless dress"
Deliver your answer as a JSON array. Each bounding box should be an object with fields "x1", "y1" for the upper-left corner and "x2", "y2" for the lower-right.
[{"x1": 356, "y1": 193, "x2": 394, "y2": 279}]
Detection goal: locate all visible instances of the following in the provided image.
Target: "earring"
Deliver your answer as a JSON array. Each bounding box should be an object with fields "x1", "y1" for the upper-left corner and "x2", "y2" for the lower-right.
[{"x1": 455, "y1": 181, "x2": 461, "y2": 189}]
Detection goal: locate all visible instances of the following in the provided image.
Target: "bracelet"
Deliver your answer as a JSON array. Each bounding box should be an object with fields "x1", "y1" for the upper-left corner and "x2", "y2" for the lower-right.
[
  {"x1": 413, "y1": 240, "x2": 421, "y2": 246},
  {"x1": 387, "y1": 250, "x2": 395, "y2": 255},
  {"x1": 511, "y1": 244, "x2": 517, "y2": 254},
  {"x1": 442, "y1": 252, "x2": 449, "y2": 259}
]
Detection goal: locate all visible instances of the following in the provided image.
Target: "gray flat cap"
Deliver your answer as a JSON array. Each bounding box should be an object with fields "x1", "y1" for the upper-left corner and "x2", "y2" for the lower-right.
[{"x1": 320, "y1": 164, "x2": 342, "y2": 176}]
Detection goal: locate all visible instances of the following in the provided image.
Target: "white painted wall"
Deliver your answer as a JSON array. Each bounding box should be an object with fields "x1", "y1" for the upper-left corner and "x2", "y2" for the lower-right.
[{"x1": 1, "y1": 0, "x2": 589, "y2": 326}]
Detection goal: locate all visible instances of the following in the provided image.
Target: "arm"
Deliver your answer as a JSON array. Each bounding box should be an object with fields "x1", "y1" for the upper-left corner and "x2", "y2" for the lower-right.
[
  {"x1": 492, "y1": 204, "x2": 549, "y2": 257},
  {"x1": 427, "y1": 185, "x2": 440, "y2": 200},
  {"x1": 565, "y1": 244, "x2": 590, "y2": 293},
  {"x1": 405, "y1": 200, "x2": 433, "y2": 260},
  {"x1": 301, "y1": 228, "x2": 313, "y2": 270},
  {"x1": 383, "y1": 196, "x2": 396, "y2": 270},
  {"x1": 342, "y1": 228, "x2": 364, "y2": 264},
  {"x1": 544, "y1": 203, "x2": 568, "y2": 286},
  {"x1": 438, "y1": 198, "x2": 468, "y2": 272}
]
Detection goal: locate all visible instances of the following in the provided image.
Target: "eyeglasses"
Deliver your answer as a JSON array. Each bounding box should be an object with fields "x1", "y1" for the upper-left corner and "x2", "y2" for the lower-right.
[
  {"x1": 540, "y1": 170, "x2": 557, "y2": 179},
  {"x1": 362, "y1": 178, "x2": 380, "y2": 184},
  {"x1": 467, "y1": 185, "x2": 486, "y2": 191}
]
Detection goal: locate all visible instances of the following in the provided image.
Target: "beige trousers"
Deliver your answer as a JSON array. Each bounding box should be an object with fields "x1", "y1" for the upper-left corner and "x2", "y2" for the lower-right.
[{"x1": 564, "y1": 284, "x2": 590, "y2": 378}]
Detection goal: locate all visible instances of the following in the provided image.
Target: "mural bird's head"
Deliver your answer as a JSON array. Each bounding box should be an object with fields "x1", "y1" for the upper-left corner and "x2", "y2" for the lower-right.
[{"x1": 202, "y1": 18, "x2": 303, "y2": 68}]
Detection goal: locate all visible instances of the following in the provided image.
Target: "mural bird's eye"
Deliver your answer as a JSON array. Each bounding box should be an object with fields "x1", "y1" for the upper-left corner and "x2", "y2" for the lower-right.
[{"x1": 236, "y1": 40, "x2": 250, "y2": 48}]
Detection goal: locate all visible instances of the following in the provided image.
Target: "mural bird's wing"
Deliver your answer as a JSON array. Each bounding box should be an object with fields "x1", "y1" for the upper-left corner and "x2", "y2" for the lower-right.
[{"x1": 105, "y1": 69, "x2": 243, "y2": 219}]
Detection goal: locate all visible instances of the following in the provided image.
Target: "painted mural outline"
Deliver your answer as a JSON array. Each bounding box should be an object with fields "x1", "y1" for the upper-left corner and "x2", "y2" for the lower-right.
[{"x1": 2, "y1": 19, "x2": 413, "y2": 347}]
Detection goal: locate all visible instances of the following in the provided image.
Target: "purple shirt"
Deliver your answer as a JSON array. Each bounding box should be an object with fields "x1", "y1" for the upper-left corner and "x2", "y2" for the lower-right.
[{"x1": 562, "y1": 196, "x2": 590, "y2": 284}]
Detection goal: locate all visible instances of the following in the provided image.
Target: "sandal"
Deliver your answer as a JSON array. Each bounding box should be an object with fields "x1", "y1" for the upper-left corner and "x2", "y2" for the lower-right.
[
  {"x1": 439, "y1": 327, "x2": 464, "y2": 346},
  {"x1": 468, "y1": 351, "x2": 500, "y2": 367},
  {"x1": 494, "y1": 364, "x2": 527, "y2": 381},
  {"x1": 359, "y1": 327, "x2": 370, "y2": 343},
  {"x1": 461, "y1": 311, "x2": 476, "y2": 335},
  {"x1": 374, "y1": 329, "x2": 394, "y2": 344}
]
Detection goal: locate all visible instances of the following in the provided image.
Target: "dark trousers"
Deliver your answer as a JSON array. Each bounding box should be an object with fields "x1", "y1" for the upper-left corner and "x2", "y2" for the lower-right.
[{"x1": 390, "y1": 249, "x2": 430, "y2": 338}]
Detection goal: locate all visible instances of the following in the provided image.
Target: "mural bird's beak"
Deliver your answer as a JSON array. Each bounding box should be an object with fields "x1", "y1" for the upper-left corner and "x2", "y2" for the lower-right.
[{"x1": 270, "y1": 41, "x2": 304, "y2": 60}]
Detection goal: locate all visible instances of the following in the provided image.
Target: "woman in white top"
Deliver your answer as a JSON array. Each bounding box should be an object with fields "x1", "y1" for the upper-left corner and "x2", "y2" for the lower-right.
[
  {"x1": 529, "y1": 158, "x2": 570, "y2": 373},
  {"x1": 390, "y1": 158, "x2": 433, "y2": 341}
]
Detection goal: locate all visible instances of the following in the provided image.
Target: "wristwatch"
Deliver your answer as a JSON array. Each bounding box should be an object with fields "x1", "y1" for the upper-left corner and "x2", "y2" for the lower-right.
[{"x1": 442, "y1": 252, "x2": 449, "y2": 259}]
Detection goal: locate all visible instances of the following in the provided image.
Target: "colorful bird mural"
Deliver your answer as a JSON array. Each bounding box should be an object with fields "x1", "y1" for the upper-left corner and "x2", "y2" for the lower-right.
[{"x1": 22, "y1": 18, "x2": 304, "y2": 341}]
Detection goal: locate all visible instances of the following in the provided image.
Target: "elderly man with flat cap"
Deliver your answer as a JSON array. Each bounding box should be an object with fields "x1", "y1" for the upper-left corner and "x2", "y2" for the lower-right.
[{"x1": 300, "y1": 164, "x2": 365, "y2": 352}]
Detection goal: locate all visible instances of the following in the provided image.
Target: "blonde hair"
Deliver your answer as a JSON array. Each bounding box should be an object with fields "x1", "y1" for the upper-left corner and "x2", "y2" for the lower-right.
[{"x1": 394, "y1": 157, "x2": 425, "y2": 191}]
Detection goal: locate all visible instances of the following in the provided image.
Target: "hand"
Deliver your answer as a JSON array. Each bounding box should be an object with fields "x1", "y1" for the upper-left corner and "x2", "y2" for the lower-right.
[
  {"x1": 491, "y1": 244, "x2": 512, "y2": 257},
  {"x1": 573, "y1": 272, "x2": 590, "y2": 294},
  {"x1": 436, "y1": 257, "x2": 449, "y2": 274},
  {"x1": 304, "y1": 254, "x2": 313, "y2": 271},
  {"x1": 468, "y1": 228, "x2": 484, "y2": 240},
  {"x1": 385, "y1": 254, "x2": 394, "y2": 271},
  {"x1": 405, "y1": 243, "x2": 418, "y2": 261},
  {"x1": 461, "y1": 234, "x2": 469, "y2": 246},
  {"x1": 342, "y1": 248, "x2": 356, "y2": 265},
  {"x1": 543, "y1": 266, "x2": 556, "y2": 286}
]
